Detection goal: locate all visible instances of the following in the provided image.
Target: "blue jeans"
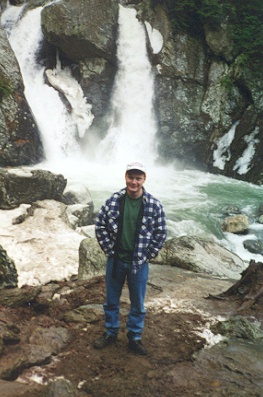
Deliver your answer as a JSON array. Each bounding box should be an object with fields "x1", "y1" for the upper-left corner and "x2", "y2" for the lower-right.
[{"x1": 104, "y1": 257, "x2": 149, "y2": 340}]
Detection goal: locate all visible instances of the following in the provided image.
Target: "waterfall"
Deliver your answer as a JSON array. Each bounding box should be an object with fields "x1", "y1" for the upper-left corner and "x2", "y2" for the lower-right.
[
  {"x1": 1, "y1": 3, "x2": 93, "y2": 165},
  {"x1": 96, "y1": 5, "x2": 157, "y2": 167},
  {"x1": 233, "y1": 126, "x2": 260, "y2": 175},
  {"x1": 2, "y1": 2, "x2": 263, "y2": 274},
  {"x1": 2, "y1": 3, "x2": 157, "y2": 169}
]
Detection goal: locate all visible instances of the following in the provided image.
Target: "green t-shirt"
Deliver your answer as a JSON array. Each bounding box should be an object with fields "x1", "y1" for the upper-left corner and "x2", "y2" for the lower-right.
[{"x1": 118, "y1": 194, "x2": 143, "y2": 263}]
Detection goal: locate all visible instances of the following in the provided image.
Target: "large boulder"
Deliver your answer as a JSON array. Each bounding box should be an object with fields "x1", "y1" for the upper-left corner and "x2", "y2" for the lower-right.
[
  {"x1": 154, "y1": 236, "x2": 245, "y2": 279},
  {"x1": 0, "y1": 323, "x2": 69, "y2": 380},
  {"x1": 221, "y1": 214, "x2": 249, "y2": 234},
  {"x1": 204, "y1": 20, "x2": 236, "y2": 63},
  {"x1": 0, "y1": 168, "x2": 67, "y2": 209},
  {"x1": 78, "y1": 237, "x2": 106, "y2": 280},
  {"x1": 41, "y1": 0, "x2": 119, "y2": 62},
  {"x1": 41, "y1": 0, "x2": 119, "y2": 134},
  {"x1": 0, "y1": 26, "x2": 43, "y2": 166}
]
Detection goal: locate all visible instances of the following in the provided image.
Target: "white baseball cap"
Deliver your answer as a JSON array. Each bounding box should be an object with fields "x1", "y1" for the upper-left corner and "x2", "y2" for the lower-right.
[{"x1": 126, "y1": 161, "x2": 146, "y2": 173}]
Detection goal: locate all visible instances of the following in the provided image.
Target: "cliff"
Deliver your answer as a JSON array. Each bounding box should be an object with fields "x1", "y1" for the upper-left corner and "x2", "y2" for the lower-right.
[{"x1": 0, "y1": 0, "x2": 262, "y2": 183}]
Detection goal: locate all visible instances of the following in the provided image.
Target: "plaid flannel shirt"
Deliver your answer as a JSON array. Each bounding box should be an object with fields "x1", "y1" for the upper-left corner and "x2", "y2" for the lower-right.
[{"x1": 95, "y1": 187, "x2": 167, "y2": 273}]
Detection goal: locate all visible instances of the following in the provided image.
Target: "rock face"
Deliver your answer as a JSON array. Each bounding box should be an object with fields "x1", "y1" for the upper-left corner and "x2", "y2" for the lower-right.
[
  {"x1": 41, "y1": 0, "x2": 119, "y2": 62},
  {"x1": 78, "y1": 237, "x2": 106, "y2": 280},
  {"x1": 0, "y1": 25, "x2": 43, "y2": 166},
  {"x1": 41, "y1": 0, "x2": 119, "y2": 131},
  {"x1": 0, "y1": 168, "x2": 67, "y2": 209},
  {"x1": 154, "y1": 236, "x2": 245, "y2": 279},
  {"x1": 146, "y1": 4, "x2": 262, "y2": 185}
]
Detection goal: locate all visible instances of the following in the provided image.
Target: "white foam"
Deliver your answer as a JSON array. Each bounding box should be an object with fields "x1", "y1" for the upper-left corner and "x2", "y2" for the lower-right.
[
  {"x1": 213, "y1": 121, "x2": 239, "y2": 170},
  {"x1": 234, "y1": 127, "x2": 260, "y2": 175}
]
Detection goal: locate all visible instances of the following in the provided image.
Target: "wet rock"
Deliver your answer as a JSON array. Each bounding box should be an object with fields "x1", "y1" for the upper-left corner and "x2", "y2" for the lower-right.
[
  {"x1": 78, "y1": 237, "x2": 106, "y2": 280},
  {"x1": 0, "y1": 379, "x2": 44, "y2": 397},
  {"x1": 193, "y1": 339, "x2": 263, "y2": 396},
  {"x1": 222, "y1": 205, "x2": 241, "y2": 216},
  {"x1": 1, "y1": 322, "x2": 20, "y2": 346},
  {"x1": 0, "y1": 325, "x2": 69, "y2": 381},
  {"x1": 63, "y1": 304, "x2": 103, "y2": 323},
  {"x1": 41, "y1": 0, "x2": 118, "y2": 62},
  {"x1": 204, "y1": 21, "x2": 235, "y2": 62},
  {"x1": 0, "y1": 286, "x2": 41, "y2": 308},
  {"x1": 211, "y1": 316, "x2": 263, "y2": 340},
  {"x1": 221, "y1": 214, "x2": 249, "y2": 234},
  {"x1": 0, "y1": 168, "x2": 67, "y2": 209},
  {"x1": 258, "y1": 202, "x2": 263, "y2": 216},
  {"x1": 0, "y1": 245, "x2": 18, "y2": 288},
  {"x1": 154, "y1": 236, "x2": 245, "y2": 279},
  {"x1": 40, "y1": 377, "x2": 76, "y2": 397},
  {"x1": 9, "y1": 0, "x2": 25, "y2": 5},
  {"x1": 243, "y1": 239, "x2": 263, "y2": 254},
  {"x1": 0, "y1": 25, "x2": 43, "y2": 167},
  {"x1": 29, "y1": 326, "x2": 69, "y2": 354}
]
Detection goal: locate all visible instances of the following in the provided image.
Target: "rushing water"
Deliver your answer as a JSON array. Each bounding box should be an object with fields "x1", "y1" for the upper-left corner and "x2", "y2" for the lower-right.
[
  {"x1": 96, "y1": 6, "x2": 157, "y2": 166},
  {"x1": 2, "y1": 3, "x2": 263, "y2": 274}
]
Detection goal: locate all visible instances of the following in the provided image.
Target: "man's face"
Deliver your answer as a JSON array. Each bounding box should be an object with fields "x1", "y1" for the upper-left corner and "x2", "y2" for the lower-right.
[{"x1": 125, "y1": 171, "x2": 146, "y2": 198}]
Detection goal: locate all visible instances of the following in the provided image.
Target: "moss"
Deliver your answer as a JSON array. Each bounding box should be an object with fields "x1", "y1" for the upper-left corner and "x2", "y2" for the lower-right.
[{"x1": 220, "y1": 75, "x2": 233, "y2": 92}]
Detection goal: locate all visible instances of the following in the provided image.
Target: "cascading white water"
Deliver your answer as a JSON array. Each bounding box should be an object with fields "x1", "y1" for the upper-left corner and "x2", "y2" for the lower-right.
[
  {"x1": 1, "y1": 3, "x2": 93, "y2": 165},
  {"x1": 97, "y1": 5, "x2": 157, "y2": 166},
  {"x1": 213, "y1": 121, "x2": 240, "y2": 170}
]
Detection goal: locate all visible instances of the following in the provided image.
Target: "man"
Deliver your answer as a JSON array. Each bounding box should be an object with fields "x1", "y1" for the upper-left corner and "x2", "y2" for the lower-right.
[{"x1": 94, "y1": 161, "x2": 167, "y2": 355}]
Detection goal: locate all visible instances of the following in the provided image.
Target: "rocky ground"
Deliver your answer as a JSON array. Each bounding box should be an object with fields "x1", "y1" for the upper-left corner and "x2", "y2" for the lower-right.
[{"x1": 0, "y1": 264, "x2": 263, "y2": 397}]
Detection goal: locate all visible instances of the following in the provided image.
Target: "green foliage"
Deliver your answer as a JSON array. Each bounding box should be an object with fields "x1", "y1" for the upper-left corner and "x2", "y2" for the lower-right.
[
  {"x1": 151, "y1": 0, "x2": 263, "y2": 61},
  {"x1": 220, "y1": 75, "x2": 233, "y2": 92},
  {"x1": 198, "y1": 0, "x2": 225, "y2": 28},
  {"x1": 158, "y1": 0, "x2": 204, "y2": 37},
  {"x1": 231, "y1": 1, "x2": 263, "y2": 60}
]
